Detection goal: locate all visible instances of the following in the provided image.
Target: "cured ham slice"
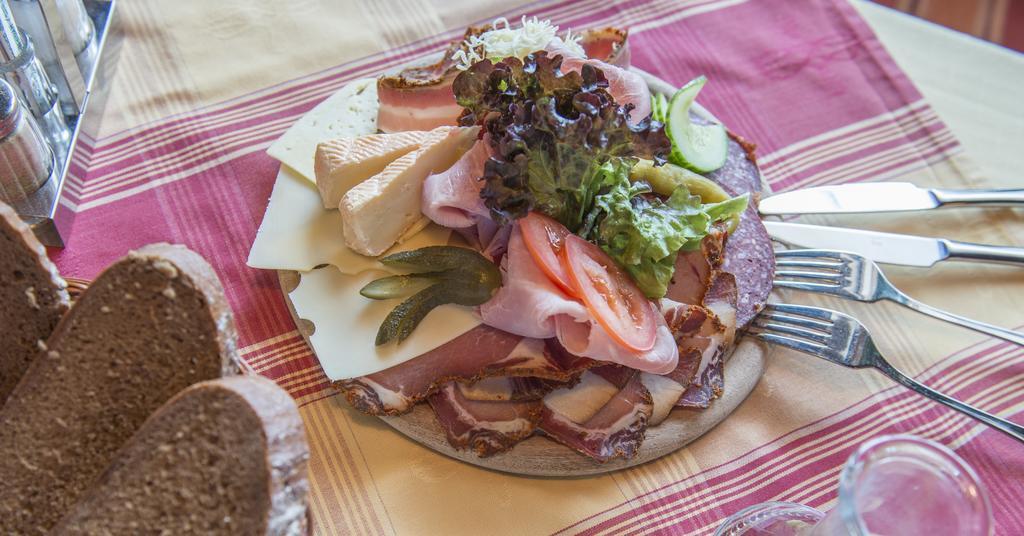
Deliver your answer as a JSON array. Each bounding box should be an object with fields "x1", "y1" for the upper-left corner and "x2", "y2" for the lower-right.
[
  {"x1": 672, "y1": 273, "x2": 739, "y2": 409},
  {"x1": 377, "y1": 26, "x2": 632, "y2": 133},
  {"x1": 580, "y1": 27, "x2": 630, "y2": 68},
  {"x1": 479, "y1": 227, "x2": 679, "y2": 374},
  {"x1": 666, "y1": 225, "x2": 727, "y2": 305},
  {"x1": 458, "y1": 376, "x2": 568, "y2": 402},
  {"x1": 429, "y1": 382, "x2": 542, "y2": 456},
  {"x1": 421, "y1": 140, "x2": 490, "y2": 229},
  {"x1": 539, "y1": 371, "x2": 653, "y2": 462},
  {"x1": 339, "y1": 332, "x2": 591, "y2": 415},
  {"x1": 560, "y1": 56, "x2": 652, "y2": 124}
]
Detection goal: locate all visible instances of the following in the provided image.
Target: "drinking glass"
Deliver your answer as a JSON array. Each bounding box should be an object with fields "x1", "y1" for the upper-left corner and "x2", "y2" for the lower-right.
[{"x1": 715, "y1": 434, "x2": 993, "y2": 536}]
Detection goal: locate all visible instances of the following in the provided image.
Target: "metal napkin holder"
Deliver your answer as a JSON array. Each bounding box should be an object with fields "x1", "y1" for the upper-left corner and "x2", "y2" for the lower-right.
[{"x1": 4, "y1": 0, "x2": 117, "y2": 247}]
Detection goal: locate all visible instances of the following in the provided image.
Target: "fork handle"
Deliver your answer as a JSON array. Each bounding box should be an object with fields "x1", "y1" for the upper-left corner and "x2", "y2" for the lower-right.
[
  {"x1": 943, "y1": 240, "x2": 1024, "y2": 267},
  {"x1": 888, "y1": 294, "x2": 1024, "y2": 346},
  {"x1": 932, "y1": 188, "x2": 1024, "y2": 207},
  {"x1": 874, "y1": 359, "x2": 1024, "y2": 443}
]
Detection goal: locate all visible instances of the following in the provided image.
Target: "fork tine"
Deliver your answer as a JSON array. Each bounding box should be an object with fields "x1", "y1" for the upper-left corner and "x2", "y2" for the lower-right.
[
  {"x1": 774, "y1": 249, "x2": 844, "y2": 260},
  {"x1": 773, "y1": 280, "x2": 843, "y2": 293},
  {"x1": 764, "y1": 303, "x2": 837, "y2": 322},
  {"x1": 756, "y1": 309, "x2": 834, "y2": 331},
  {"x1": 774, "y1": 269, "x2": 843, "y2": 282},
  {"x1": 749, "y1": 331, "x2": 830, "y2": 356},
  {"x1": 774, "y1": 258, "x2": 845, "y2": 269},
  {"x1": 752, "y1": 321, "x2": 832, "y2": 344}
]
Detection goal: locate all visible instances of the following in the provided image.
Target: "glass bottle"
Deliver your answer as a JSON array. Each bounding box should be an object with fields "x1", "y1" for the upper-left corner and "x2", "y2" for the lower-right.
[{"x1": 715, "y1": 434, "x2": 993, "y2": 536}]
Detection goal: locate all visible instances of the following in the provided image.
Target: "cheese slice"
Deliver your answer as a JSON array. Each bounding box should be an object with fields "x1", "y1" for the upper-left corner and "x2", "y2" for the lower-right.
[
  {"x1": 247, "y1": 166, "x2": 451, "y2": 274},
  {"x1": 340, "y1": 126, "x2": 478, "y2": 256},
  {"x1": 314, "y1": 131, "x2": 428, "y2": 208},
  {"x1": 290, "y1": 267, "x2": 481, "y2": 380},
  {"x1": 267, "y1": 78, "x2": 379, "y2": 182}
]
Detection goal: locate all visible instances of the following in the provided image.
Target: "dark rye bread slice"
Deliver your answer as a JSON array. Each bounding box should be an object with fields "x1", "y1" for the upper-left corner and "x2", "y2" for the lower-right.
[
  {"x1": 53, "y1": 375, "x2": 309, "y2": 536},
  {"x1": 0, "y1": 201, "x2": 69, "y2": 404},
  {"x1": 0, "y1": 243, "x2": 239, "y2": 535}
]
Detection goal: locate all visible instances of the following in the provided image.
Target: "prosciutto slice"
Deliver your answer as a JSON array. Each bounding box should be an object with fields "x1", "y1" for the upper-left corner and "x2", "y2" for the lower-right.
[
  {"x1": 674, "y1": 272, "x2": 739, "y2": 408},
  {"x1": 560, "y1": 56, "x2": 652, "y2": 124},
  {"x1": 479, "y1": 227, "x2": 679, "y2": 374},
  {"x1": 666, "y1": 225, "x2": 727, "y2": 306},
  {"x1": 422, "y1": 140, "x2": 491, "y2": 228},
  {"x1": 539, "y1": 371, "x2": 653, "y2": 462},
  {"x1": 339, "y1": 332, "x2": 593, "y2": 415},
  {"x1": 458, "y1": 375, "x2": 570, "y2": 402},
  {"x1": 429, "y1": 382, "x2": 542, "y2": 456}
]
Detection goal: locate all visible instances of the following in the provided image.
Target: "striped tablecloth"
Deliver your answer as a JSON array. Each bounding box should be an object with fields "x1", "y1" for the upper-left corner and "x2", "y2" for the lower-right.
[{"x1": 50, "y1": 0, "x2": 1023, "y2": 534}]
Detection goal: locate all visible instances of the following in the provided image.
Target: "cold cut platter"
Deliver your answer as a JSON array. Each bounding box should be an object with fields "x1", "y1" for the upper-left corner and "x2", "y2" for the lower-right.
[{"x1": 249, "y1": 17, "x2": 776, "y2": 476}]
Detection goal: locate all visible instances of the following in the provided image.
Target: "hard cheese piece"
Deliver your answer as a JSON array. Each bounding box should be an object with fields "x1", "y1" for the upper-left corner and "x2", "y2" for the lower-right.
[
  {"x1": 289, "y1": 267, "x2": 481, "y2": 380},
  {"x1": 542, "y1": 371, "x2": 619, "y2": 423},
  {"x1": 340, "y1": 126, "x2": 478, "y2": 256},
  {"x1": 267, "y1": 78, "x2": 378, "y2": 183},
  {"x1": 247, "y1": 166, "x2": 451, "y2": 275},
  {"x1": 315, "y1": 131, "x2": 428, "y2": 209}
]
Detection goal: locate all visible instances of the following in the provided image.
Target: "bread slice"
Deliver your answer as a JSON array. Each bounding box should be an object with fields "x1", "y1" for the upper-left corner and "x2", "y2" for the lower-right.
[
  {"x1": 0, "y1": 201, "x2": 69, "y2": 404},
  {"x1": 0, "y1": 243, "x2": 239, "y2": 534},
  {"x1": 53, "y1": 375, "x2": 309, "y2": 535}
]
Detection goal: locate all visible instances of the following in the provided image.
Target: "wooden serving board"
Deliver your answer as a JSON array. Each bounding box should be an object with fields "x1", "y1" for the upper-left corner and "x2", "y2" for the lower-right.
[{"x1": 276, "y1": 69, "x2": 775, "y2": 476}]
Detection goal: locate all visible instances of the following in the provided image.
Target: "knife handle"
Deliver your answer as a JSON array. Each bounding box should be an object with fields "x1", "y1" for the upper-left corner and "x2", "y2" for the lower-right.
[
  {"x1": 932, "y1": 188, "x2": 1024, "y2": 207},
  {"x1": 943, "y1": 240, "x2": 1024, "y2": 266}
]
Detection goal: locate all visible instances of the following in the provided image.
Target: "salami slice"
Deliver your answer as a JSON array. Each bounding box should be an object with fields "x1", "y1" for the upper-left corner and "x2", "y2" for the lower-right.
[{"x1": 709, "y1": 135, "x2": 775, "y2": 327}]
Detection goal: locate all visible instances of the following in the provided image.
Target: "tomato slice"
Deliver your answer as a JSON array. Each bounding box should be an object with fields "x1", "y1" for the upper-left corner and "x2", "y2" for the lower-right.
[
  {"x1": 519, "y1": 212, "x2": 577, "y2": 295},
  {"x1": 561, "y1": 235, "x2": 658, "y2": 352}
]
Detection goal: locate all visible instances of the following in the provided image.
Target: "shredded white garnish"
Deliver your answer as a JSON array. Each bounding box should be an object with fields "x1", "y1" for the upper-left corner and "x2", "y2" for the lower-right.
[{"x1": 452, "y1": 16, "x2": 586, "y2": 70}]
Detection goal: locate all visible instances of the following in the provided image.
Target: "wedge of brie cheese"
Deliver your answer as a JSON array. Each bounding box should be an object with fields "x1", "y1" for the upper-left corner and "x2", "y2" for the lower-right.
[
  {"x1": 339, "y1": 125, "x2": 478, "y2": 256},
  {"x1": 314, "y1": 131, "x2": 429, "y2": 209},
  {"x1": 247, "y1": 166, "x2": 451, "y2": 274}
]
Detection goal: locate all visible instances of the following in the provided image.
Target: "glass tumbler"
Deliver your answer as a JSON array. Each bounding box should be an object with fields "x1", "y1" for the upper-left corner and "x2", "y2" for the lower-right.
[{"x1": 715, "y1": 434, "x2": 993, "y2": 536}]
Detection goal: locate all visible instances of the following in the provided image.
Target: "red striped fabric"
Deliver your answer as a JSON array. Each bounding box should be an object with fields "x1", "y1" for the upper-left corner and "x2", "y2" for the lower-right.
[{"x1": 48, "y1": 0, "x2": 1022, "y2": 533}]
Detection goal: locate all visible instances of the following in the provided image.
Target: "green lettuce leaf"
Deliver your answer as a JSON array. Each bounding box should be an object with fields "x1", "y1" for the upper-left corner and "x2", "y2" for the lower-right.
[{"x1": 585, "y1": 159, "x2": 749, "y2": 298}]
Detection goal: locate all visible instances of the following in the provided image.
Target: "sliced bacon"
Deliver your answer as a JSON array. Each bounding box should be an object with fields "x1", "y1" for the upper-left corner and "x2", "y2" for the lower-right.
[
  {"x1": 458, "y1": 375, "x2": 570, "y2": 402},
  {"x1": 539, "y1": 371, "x2": 653, "y2": 462},
  {"x1": 339, "y1": 332, "x2": 595, "y2": 415},
  {"x1": 377, "y1": 26, "x2": 632, "y2": 133},
  {"x1": 429, "y1": 382, "x2": 542, "y2": 456}
]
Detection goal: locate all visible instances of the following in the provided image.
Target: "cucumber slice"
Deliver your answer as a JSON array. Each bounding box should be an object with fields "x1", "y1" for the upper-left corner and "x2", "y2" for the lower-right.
[
  {"x1": 665, "y1": 76, "x2": 728, "y2": 173},
  {"x1": 651, "y1": 93, "x2": 669, "y2": 123}
]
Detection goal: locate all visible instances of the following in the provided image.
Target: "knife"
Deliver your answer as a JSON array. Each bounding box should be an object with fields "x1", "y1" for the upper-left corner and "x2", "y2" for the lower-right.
[
  {"x1": 759, "y1": 182, "x2": 1024, "y2": 215},
  {"x1": 764, "y1": 222, "x2": 1024, "y2": 267}
]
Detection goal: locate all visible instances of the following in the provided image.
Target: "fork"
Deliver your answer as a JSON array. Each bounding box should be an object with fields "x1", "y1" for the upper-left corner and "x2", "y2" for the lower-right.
[
  {"x1": 774, "y1": 249, "x2": 1024, "y2": 347},
  {"x1": 750, "y1": 303, "x2": 1024, "y2": 443}
]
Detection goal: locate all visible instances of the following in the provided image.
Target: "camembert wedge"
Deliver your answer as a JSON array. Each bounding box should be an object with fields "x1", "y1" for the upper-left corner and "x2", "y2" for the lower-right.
[
  {"x1": 340, "y1": 126, "x2": 478, "y2": 256},
  {"x1": 314, "y1": 131, "x2": 428, "y2": 208}
]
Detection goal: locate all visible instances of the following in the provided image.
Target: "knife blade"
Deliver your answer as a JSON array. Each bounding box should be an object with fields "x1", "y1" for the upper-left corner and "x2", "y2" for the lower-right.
[
  {"x1": 764, "y1": 222, "x2": 1024, "y2": 267},
  {"x1": 759, "y1": 182, "x2": 1024, "y2": 215}
]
